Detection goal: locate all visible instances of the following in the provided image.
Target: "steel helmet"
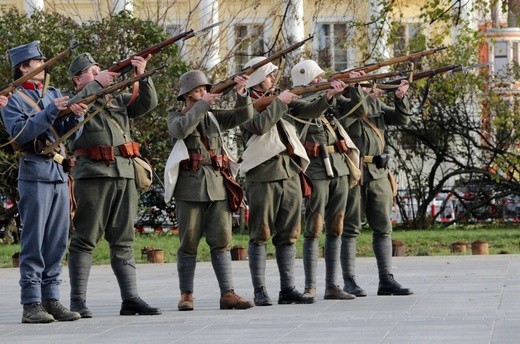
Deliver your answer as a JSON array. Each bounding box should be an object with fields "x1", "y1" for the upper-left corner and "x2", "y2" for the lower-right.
[
  {"x1": 291, "y1": 60, "x2": 325, "y2": 87},
  {"x1": 244, "y1": 57, "x2": 278, "y2": 88},
  {"x1": 177, "y1": 70, "x2": 212, "y2": 100}
]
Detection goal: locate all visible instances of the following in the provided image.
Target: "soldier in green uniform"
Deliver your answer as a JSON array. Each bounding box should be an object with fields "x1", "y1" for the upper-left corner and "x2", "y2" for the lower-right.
[
  {"x1": 290, "y1": 60, "x2": 364, "y2": 301},
  {"x1": 240, "y1": 57, "x2": 347, "y2": 305},
  {"x1": 66, "y1": 52, "x2": 161, "y2": 317},
  {"x1": 340, "y1": 81, "x2": 414, "y2": 297},
  {"x1": 168, "y1": 70, "x2": 254, "y2": 311}
]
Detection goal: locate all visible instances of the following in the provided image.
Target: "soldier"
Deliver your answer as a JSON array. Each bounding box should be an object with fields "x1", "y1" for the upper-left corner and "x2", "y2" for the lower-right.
[
  {"x1": 290, "y1": 60, "x2": 361, "y2": 301},
  {"x1": 340, "y1": 81, "x2": 414, "y2": 297},
  {"x1": 66, "y1": 52, "x2": 161, "y2": 317},
  {"x1": 168, "y1": 70, "x2": 254, "y2": 311},
  {"x1": 240, "y1": 57, "x2": 346, "y2": 305},
  {"x1": 1, "y1": 41, "x2": 86, "y2": 323}
]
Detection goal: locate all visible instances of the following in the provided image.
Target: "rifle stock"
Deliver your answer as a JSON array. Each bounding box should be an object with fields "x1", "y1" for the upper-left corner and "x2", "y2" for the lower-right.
[
  {"x1": 253, "y1": 70, "x2": 405, "y2": 112},
  {"x1": 0, "y1": 40, "x2": 80, "y2": 97},
  {"x1": 58, "y1": 65, "x2": 165, "y2": 118},
  {"x1": 210, "y1": 36, "x2": 314, "y2": 94},
  {"x1": 330, "y1": 46, "x2": 447, "y2": 78}
]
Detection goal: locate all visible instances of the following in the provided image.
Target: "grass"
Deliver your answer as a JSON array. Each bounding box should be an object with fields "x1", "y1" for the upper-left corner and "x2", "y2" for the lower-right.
[{"x1": 1, "y1": 224, "x2": 519, "y2": 268}]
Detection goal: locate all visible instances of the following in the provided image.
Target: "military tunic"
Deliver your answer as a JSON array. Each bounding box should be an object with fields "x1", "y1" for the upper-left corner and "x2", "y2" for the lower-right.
[{"x1": 167, "y1": 94, "x2": 253, "y2": 255}]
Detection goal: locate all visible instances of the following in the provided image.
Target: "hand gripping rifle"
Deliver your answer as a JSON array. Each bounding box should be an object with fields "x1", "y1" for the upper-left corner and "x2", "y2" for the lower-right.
[
  {"x1": 0, "y1": 40, "x2": 80, "y2": 97},
  {"x1": 108, "y1": 21, "x2": 223, "y2": 75},
  {"x1": 329, "y1": 46, "x2": 447, "y2": 78},
  {"x1": 41, "y1": 65, "x2": 166, "y2": 157},
  {"x1": 57, "y1": 65, "x2": 166, "y2": 119},
  {"x1": 210, "y1": 35, "x2": 314, "y2": 94},
  {"x1": 253, "y1": 69, "x2": 408, "y2": 112}
]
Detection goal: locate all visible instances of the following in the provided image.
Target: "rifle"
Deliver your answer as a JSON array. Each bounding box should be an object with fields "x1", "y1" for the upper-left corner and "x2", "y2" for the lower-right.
[
  {"x1": 253, "y1": 70, "x2": 407, "y2": 112},
  {"x1": 329, "y1": 46, "x2": 447, "y2": 78},
  {"x1": 41, "y1": 65, "x2": 166, "y2": 156},
  {"x1": 0, "y1": 40, "x2": 80, "y2": 97},
  {"x1": 108, "y1": 21, "x2": 223, "y2": 75},
  {"x1": 210, "y1": 35, "x2": 314, "y2": 94},
  {"x1": 58, "y1": 65, "x2": 166, "y2": 119},
  {"x1": 357, "y1": 63, "x2": 490, "y2": 88}
]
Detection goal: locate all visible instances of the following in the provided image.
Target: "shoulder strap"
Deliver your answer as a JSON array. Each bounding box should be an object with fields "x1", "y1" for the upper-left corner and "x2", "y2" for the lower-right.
[
  {"x1": 103, "y1": 112, "x2": 130, "y2": 142},
  {"x1": 361, "y1": 114, "x2": 385, "y2": 151},
  {"x1": 16, "y1": 90, "x2": 66, "y2": 154},
  {"x1": 321, "y1": 115, "x2": 339, "y2": 141}
]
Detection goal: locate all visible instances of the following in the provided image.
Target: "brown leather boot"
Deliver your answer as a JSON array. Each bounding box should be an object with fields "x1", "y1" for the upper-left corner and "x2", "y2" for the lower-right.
[
  {"x1": 220, "y1": 290, "x2": 254, "y2": 310},
  {"x1": 324, "y1": 285, "x2": 356, "y2": 300},
  {"x1": 302, "y1": 287, "x2": 316, "y2": 299},
  {"x1": 178, "y1": 292, "x2": 194, "y2": 311}
]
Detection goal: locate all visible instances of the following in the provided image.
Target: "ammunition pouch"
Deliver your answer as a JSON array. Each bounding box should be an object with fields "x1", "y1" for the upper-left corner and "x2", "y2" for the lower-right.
[
  {"x1": 335, "y1": 139, "x2": 350, "y2": 154},
  {"x1": 181, "y1": 152, "x2": 229, "y2": 172},
  {"x1": 74, "y1": 141, "x2": 142, "y2": 166},
  {"x1": 304, "y1": 141, "x2": 342, "y2": 158},
  {"x1": 118, "y1": 141, "x2": 141, "y2": 158}
]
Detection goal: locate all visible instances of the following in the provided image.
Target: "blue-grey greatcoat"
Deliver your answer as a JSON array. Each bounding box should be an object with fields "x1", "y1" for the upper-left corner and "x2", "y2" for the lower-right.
[{"x1": 1, "y1": 85, "x2": 84, "y2": 304}]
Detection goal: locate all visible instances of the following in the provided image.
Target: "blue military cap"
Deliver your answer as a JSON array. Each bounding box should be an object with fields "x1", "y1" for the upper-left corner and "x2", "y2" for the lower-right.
[{"x1": 9, "y1": 41, "x2": 46, "y2": 68}]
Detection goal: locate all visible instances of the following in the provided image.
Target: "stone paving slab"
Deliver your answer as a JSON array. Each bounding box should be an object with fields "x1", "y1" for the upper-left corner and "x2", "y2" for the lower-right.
[{"x1": 0, "y1": 255, "x2": 519, "y2": 343}]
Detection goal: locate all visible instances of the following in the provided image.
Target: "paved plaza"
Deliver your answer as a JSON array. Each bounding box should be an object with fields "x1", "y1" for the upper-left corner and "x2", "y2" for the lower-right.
[{"x1": 0, "y1": 254, "x2": 519, "y2": 343}]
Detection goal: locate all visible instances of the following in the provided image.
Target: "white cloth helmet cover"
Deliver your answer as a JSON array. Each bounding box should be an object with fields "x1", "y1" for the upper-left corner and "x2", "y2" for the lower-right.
[
  {"x1": 244, "y1": 56, "x2": 279, "y2": 88},
  {"x1": 291, "y1": 60, "x2": 325, "y2": 87}
]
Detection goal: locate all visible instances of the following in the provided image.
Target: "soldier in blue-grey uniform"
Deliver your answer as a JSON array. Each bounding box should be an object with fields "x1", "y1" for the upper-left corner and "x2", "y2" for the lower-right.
[
  {"x1": 66, "y1": 52, "x2": 161, "y2": 317},
  {"x1": 340, "y1": 81, "x2": 414, "y2": 297},
  {"x1": 240, "y1": 57, "x2": 347, "y2": 306},
  {"x1": 168, "y1": 70, "x2": 254, "y2": 311},
  {"x1": 1, "y1": 41, "x2": 87, "y2": 323},
  {"x1": 290, "y1": 60, "x2": 364, "y2": 301}
]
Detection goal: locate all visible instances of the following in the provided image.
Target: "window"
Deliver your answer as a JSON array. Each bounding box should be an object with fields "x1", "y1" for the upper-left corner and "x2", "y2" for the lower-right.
[
  {"x1": 316, "y1": 23, "x2": 353, "y2": 71},
  {"x1": 493, "y1": 42, "x2": 509, "y2": 78},
  {"x1": 234, "y1": 24, "x2": 265, "y2": 73},
  {"x1": 391, "y1": 22, "x2": 426, "y2": 68}
]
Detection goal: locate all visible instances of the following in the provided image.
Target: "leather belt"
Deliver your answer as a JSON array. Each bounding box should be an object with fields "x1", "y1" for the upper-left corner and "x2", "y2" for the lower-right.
[{"x1": 363, "y1": 155, "x2": 374, "y2": 163}]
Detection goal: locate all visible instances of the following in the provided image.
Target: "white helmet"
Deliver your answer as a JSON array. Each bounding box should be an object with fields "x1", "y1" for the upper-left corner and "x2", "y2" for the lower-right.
[
  {"x1": 244, "y1": 56, "x2": 278, "y2": 88},
  {"x1": 291, "y1": 60, "x2": 325, "y2": 87}
]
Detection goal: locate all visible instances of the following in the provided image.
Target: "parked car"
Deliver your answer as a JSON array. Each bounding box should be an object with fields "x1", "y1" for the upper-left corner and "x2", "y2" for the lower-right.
[{"x1": 134, "y1": 187, "x2": 178, "y2": 233}]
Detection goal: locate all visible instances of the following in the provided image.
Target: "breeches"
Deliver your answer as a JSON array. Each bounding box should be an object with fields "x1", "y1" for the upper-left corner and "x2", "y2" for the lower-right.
[
  {"x1": 69, "y1": 177, "x2": 138, "y2": 261},
  {"x1": 246, "y1": 174, "x2": 302, "y2": 246},
  {"x1": 176, "y1": 200, "x2": 232, "y2": 256},
  {"x1": 343, "y1": 176, "x2": 393, "y2": 238},
  {"x1": 304, "y1": 176, "x2": 348, "y2": 238}
]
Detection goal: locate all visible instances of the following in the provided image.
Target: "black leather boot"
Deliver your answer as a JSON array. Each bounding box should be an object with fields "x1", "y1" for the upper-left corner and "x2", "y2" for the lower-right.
[
  {"x1": 377, "y1": 274, "x2": 413, "y2": 295},
  {"x1": 254, "y1": 287, "x2": 273, "y2": 306},
  {"x1": 278, "y1": 287, "x2": 314, "y2": 304},
  {"x1": 343, "y1": 275, "x2": 367, "y2": 297},
  {"x1": 120, "y1": 296, "x2": 162, "y2": 315}
]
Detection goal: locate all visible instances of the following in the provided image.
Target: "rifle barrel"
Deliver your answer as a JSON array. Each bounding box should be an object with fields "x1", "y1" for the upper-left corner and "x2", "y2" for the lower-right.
[
  {"x1": 210, "y1": 36, "x2": 314, "y2": 94},
  {"x1": 331, "y1": 46, "x2": 447, "y2": 77}
]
